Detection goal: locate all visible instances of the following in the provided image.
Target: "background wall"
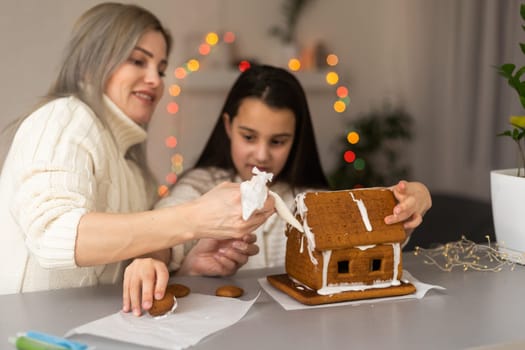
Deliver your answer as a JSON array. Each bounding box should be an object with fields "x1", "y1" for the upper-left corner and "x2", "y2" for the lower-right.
[{"x1": 0, "y1": 0, "x2": 521, "y2": 201}]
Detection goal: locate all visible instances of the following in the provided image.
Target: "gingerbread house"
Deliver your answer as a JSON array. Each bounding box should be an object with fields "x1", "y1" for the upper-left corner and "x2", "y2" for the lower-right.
[{"x1": 267, "y1": 188, "x2": 416, "y2": 305}]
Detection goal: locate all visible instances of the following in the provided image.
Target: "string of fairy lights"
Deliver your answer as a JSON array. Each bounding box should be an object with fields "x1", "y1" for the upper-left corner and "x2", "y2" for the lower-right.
[
  {"x1": 413, "y1": 236, "x2": 522, "y2": 272},
  {"x1": 157, "y1": 31, "x2": 359, "y2": 197}
]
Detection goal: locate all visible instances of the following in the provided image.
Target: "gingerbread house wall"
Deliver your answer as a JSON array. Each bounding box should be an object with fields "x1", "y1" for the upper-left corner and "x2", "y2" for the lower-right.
[{"x1": 286, "y1": 229, "x2": 402, "y2": 290}]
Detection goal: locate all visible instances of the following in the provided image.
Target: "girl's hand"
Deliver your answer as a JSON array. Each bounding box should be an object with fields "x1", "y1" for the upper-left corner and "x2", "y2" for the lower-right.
[
  {"x1": 122, "y1": 257, "x2": 169, "y2": 316},
  {"x1": 385, "y1": 180, "x2": 432, "y2": 235}
]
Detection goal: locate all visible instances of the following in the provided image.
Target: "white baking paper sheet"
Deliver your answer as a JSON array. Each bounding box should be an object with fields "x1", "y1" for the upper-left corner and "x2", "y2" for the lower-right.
[
  {"x1": 258, "y1": 270, "x2": 445, "y2": 311},
  {"x1": 66, "y1": 292, "x2": 260, "y2": 350}
]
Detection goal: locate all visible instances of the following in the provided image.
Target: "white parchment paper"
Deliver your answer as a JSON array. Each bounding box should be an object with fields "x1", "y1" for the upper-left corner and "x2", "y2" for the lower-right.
[
  {"x1": 67, "y1": 292, "x2": 260, "y2": 350},
  {"x1": 259, "y1": 270, "x2": 445, "y2": 311}
]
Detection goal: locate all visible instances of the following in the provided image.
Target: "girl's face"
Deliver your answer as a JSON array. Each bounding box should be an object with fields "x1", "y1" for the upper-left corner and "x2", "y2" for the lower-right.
[
  {"x1": 105, "y1": 30, "x2": 167, "y2": 125},
  {"x1": 224, "y1": 97, "x2": 296, "y2": 181}
]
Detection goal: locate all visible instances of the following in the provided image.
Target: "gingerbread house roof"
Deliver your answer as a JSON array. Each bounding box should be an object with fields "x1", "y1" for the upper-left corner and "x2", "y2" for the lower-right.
[{"x1": 295, "y1": 188, "x2": 406, "y2": 250}]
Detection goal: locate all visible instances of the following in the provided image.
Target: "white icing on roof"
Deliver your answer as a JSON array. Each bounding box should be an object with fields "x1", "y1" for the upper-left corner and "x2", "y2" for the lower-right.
[{"x1": 350, "y1": 192, "x2": 372, "y2": 231}]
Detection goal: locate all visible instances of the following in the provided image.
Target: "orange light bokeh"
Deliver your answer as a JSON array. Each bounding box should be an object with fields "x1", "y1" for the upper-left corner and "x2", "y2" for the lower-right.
[
  {"x1": 223, "y1": 31, "x2": 236, "y2": 43},
  {"x1": 326, "y1": 54, "x2": 339, "y2": 66},
  {"x1": 165, "y1": 136, "x2": 178, "y2": 148},
  {"x1": 347, "y1": 131, "x2": 359, "y2": 144},
  {"x1": 169, "y1": 84, "x2": 181, "y2": 97},
  {"x1": 206, "y1": 32, "x2": 219, "y2": 46},
  {"x1": 166, "y1": 102, "x2": 179, "y2": 115}
]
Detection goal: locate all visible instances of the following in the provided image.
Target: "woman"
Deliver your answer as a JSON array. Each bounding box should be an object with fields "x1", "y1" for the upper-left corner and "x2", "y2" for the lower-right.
[{"x1": 0, "y1": 2, "x2": 274, "y2": 306}]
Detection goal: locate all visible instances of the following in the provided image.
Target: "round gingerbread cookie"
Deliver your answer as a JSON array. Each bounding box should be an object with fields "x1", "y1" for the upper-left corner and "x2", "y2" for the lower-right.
[
  {"x1": 215, "y1": 285, "x2": 244, "y2": 298},
  {"x1": 166, "y1": 283, "x2": 191, "y2": 298},
  {"x1": 148, "y1": 292, "x2": 175, "y2": 317}
]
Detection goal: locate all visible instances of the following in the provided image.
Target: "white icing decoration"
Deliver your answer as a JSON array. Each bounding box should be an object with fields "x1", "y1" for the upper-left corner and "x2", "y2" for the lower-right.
[
  {"x1": 317, "y1": 279, "x2": 398, "y2": 295},
  {"x1": 391, "y1": 242, "x2": 401, "y2": 286},
  {"x1": 295, "y1": 193, "x2": 318, "y2": 265},
  {"x1": 356, "y1": 245, "x2": 375, "y2": 251},
  {"x1": 321, "y1": 250, "x2": 332, "y2": 289},
  {"x1": 350, "y1": 192, "x2": 372, "y2": 231},
  {"x1": 290, "y1": 276, "x2": 314, "y2": 290}
]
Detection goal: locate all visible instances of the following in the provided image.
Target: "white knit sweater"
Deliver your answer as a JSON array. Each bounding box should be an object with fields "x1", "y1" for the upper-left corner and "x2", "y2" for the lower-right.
[
  {"x1": 0, "y1": 96, "x2": 155, "y2": 295},
  {"x1": 155, "y1": 167, "x2": 310, "y2": 270}
]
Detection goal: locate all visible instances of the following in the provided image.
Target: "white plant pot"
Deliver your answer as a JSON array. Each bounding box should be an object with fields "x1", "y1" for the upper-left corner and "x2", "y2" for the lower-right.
[{"x1": 490, "y1": 168, "x2": 525, "y2": 263}]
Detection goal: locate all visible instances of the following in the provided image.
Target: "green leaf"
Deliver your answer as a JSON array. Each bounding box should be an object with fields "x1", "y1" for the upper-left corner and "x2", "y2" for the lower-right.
[
  {"x1": 521, "y1": 3, "x2": 525, "y2": 21},
  {"x1": 521, "y1": 43, "x2": 525, "y2": 55},
  {"x1": 498, "y1": 63, "x2": 516, "y2": 78},
  {"x1": 497, "y1": 130, "x2": 513, "y2": 137},
  {"x1": 520, "y1": 96, "x2": 525, "y2": 110},
  {"x1": 515, "y1": 66, "x2": 525, "y2": 80}
]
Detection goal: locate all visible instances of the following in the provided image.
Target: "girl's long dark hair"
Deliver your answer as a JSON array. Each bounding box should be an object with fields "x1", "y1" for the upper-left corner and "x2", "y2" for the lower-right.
[{"x1": 195, "y1": 64, "x2": 329, "y2": 189}]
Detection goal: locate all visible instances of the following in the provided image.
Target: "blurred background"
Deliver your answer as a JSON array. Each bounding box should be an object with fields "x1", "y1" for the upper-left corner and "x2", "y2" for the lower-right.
[{"x1": 0, "y1": 1, "x2": 522, "y2": 244}]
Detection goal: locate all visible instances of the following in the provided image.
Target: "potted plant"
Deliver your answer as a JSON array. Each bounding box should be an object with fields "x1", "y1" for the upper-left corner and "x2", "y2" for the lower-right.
[{"x1": 491, "y1": 3, "x2": 525, "y2": 263}]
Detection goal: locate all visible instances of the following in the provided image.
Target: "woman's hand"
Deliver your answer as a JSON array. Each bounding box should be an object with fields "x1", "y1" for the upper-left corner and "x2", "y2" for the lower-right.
[
  {"x1": 184, "y1": 182, "x2": 275, "y2": 240},
  {"x1": 122, "y1": 257, "x2": 169, "y2": 316},
  {"x1": 177, "y1": 233, "x2": 259, "y2": 276},
  {"x1": 385, "y1": 180, "x2": 432, "y2": 235}
]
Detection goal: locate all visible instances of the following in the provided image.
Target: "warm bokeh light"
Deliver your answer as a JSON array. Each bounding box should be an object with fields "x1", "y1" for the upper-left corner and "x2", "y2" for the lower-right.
[
  {"x1": 326, "y1": 71, "x2": 339, "y2": 85},
  {"x1": 169, "y1": 84, "x2": 181, "y2": 97},
  {"x1": 165, "y1": 172, "x2": 178, "y2": 185},
  {"x1": 333, "y1": 100, "x2": 346, "y2": 113},
  {"x1": 164, "y1": 39, "x2": 355, "y2": 192},
  {"x1": 166, "y1": 102, "x2": 179, "y2": 115},
  {"x1": 288, "y1": 58, "x2": 301, "y2": 71},
  {"x1": 326, "y1": 54, "x2": 339, "y2": 66},
  {"x1": 354, "y1": 158, "x2": 366, "y2": 170},
  {"x1": 347, "y1": 131, "x2": 359, "y2": 144},
  {"x1": 344, "y1": 150, "x2": 356, "y2": 163},
  {"x1": 199, "y1": 43, "x2": 211, "y2": 56},
  {"x1": 165, "y1": 136, "x2": 178, "y2": 148},
  {"x1": 174, "y1": 67, "x2": 187, "y2": 79},
  {"x1": 223, "y1": 31, "x2": 236, "y2": 43},
  {"x1": 238, "y1": 60, "x2": 251, "y2": 72},
  {"x1": 172, "y1": 163, "x2": 184, "y2": 174},
  {"x1": 336, "y1": 86, "x2": 348, "y2": 98},
  {"x1": 187, "y1": 59, "x2": 200, "y2": 72},
  {"x1": 158, "y1": 185, "x2": 169, "y2": 197},
  {"x1": 206, "y1": 32, "x2": 219, "y2": 46},
  {"x1": 171, "y1": 153, "x2": 184, "y2": 165}
]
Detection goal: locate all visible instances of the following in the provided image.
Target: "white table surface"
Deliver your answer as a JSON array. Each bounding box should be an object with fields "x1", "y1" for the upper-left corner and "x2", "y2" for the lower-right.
[{"x1": 2, "y1": 253, "x2": 525, "y2": 350}]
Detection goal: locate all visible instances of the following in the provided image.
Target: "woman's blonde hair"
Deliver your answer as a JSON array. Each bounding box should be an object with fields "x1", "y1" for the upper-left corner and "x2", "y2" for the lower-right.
[{"x1": 1, "y1": 2, "x2": 172, "y2": 196}]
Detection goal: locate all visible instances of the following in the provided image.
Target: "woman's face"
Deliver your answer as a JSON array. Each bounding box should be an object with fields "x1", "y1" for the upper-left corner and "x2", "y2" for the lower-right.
[
  {"x1": 224, "y1": 97, "x2": 296, "y2": 181},
  {"x1": 105, "y1": 30, "x2": 167, "y2": 125}
]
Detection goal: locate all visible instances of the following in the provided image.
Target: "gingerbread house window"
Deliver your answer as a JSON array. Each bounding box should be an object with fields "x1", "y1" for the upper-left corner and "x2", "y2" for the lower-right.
[
  {"x1": 337, "y1": 260, "x2": 350, "y2": 274},
  {"x1": 370, "y1": 258, "x2": 382, "y2": 272}
]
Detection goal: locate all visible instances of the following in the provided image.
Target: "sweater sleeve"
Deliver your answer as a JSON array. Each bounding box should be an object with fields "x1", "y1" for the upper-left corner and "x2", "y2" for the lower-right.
[{"x1": 9, "y1": 98, "x2": 101, "y2": 269}]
